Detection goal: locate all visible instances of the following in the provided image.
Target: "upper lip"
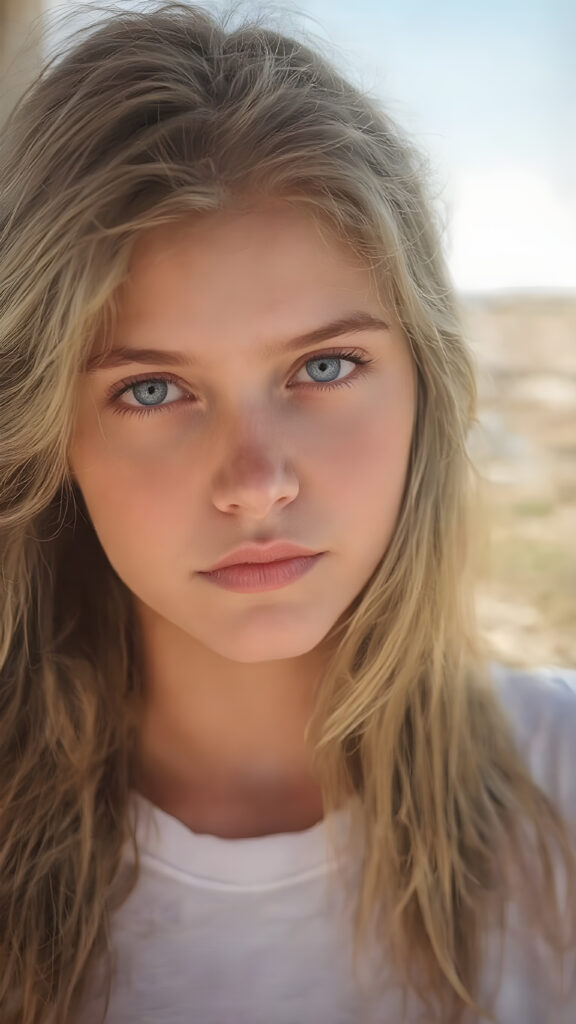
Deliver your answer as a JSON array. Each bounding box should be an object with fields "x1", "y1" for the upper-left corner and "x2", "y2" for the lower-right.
[{"x1": 202, "y1": 541, "x2": 320, "y2": 571}]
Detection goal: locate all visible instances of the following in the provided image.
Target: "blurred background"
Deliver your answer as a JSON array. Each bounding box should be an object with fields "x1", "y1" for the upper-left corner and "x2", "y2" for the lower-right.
[{"x1": 1, "y1": 0, "x2": 575, "y2": 667}]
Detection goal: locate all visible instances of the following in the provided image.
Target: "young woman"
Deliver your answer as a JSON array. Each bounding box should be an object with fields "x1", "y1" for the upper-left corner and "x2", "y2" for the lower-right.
[{"x1": 0, "y1": 3, "x2": 574, "y2": 1022}]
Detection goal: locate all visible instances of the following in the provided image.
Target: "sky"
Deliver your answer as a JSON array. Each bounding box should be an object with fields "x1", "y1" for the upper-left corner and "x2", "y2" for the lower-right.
[{"x1": 43, "y1": 0, "x2": 576, "y2": 293}]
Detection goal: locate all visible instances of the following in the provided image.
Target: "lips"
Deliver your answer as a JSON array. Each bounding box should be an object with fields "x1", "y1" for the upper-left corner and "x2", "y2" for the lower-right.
[
  {"x1": 198, "y1": 552, "x2": 324, "y2": 593},
  {"x1": 203, "y1": 541, "x2": 320, "y2": 572}
]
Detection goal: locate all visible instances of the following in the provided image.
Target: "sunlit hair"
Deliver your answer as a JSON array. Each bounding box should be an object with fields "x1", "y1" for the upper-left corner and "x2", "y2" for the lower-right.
[{"x1": 1, "y1": 3, "x2": 574, "y2": 1022}]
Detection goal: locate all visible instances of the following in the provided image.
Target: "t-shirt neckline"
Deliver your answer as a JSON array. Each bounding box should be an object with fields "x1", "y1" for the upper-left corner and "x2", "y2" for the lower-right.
[{"x1": 128, "y1": 790, "x2": 357, "y2": 889}]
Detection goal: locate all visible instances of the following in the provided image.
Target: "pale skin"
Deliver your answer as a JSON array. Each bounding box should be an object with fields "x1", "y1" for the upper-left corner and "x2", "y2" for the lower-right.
[{"x1": 68, "y1": 199, "x2": 416, "y2": 838}]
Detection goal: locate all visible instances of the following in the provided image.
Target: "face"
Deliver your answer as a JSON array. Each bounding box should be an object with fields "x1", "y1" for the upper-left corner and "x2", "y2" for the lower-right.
[{"x1": 68, "y1": 200, "x2": 416, "y2": 664}]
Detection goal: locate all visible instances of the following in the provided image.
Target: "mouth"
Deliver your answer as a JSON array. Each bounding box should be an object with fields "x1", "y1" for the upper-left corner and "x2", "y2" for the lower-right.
[
  {"x1": 197, "y1": 552, "x2": 325, "y2": 593},
  {"x1": 204, "y1": 541, "x2": 321, "y2": 572}
]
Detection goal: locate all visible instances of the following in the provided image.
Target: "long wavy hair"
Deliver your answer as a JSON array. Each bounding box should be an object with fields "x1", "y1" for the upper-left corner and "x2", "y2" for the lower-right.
[{"x1": 0, "y1": 3, "x2": 574, "y2": 1022}]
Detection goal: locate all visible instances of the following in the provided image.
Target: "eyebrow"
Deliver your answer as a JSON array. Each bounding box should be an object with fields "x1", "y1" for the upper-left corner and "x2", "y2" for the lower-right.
[{"x1": 84, "y1": 311, "x2": 390, "y2": 372}]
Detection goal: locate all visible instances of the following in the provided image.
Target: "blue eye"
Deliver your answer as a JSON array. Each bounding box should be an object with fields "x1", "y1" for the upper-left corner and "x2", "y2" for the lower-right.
[{"x1": 106, "y1": 348, "x2": 374, "y2": 419}]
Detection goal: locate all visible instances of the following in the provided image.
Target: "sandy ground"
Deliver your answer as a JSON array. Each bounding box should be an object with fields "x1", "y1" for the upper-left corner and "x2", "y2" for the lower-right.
[{"x1": 460, "y1": 293, "x2": 576, "y2": 670}]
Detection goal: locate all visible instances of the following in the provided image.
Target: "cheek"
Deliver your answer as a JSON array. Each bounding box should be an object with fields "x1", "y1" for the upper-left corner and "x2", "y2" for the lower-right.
[
  {"x1": 76, "y1": 482, "x2": 185, "y2": 603},
  {"x1": 70, "y1": 446, "x2": 185, "y2": 567},
  {"x1": 305, "y1": 396, "x2": 413, "y2": 506}
]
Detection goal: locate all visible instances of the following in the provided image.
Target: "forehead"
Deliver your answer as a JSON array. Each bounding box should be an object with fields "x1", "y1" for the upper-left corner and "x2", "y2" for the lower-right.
[{"x1": 121, "y1": 201, "x2": 376, "y2": 311}]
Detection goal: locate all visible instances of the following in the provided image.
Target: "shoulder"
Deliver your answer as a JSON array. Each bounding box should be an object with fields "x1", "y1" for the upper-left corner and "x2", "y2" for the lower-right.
[{"x1": 488, "y1": 661, "x2": 576, "y2": 822}]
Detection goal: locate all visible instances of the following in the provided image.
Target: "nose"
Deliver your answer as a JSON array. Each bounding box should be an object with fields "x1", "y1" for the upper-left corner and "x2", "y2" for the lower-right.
[{"x1": 210, "y1": 413, "x2": 299, "y2": 518}]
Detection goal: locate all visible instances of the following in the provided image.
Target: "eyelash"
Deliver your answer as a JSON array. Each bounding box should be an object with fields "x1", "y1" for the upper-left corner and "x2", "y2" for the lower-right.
[{"x1": 105, "y1": 348, "x2": 374, "y2": 419}]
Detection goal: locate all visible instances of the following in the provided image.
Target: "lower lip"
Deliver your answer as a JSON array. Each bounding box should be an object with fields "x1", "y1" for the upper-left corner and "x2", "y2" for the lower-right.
[{"x1": 198, "y1": 554, "x2": 324, "y2": 593}]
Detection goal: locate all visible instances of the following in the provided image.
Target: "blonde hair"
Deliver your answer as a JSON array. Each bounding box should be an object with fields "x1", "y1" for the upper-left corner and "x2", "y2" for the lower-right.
[{"x1": 0, "y1": 3, "x2": 574, "y2": 1022}]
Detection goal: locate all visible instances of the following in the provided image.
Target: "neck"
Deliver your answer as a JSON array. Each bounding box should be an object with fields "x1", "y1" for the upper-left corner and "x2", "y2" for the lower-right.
[{"x1": 132, "y1": 602, "x2": 335, "y2": 836}]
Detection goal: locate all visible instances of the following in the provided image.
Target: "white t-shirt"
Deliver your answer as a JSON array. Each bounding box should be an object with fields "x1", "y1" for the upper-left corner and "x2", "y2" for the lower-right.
[{"x1": 79, "y1": 665, "x2": 576, "y2": 1023}]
